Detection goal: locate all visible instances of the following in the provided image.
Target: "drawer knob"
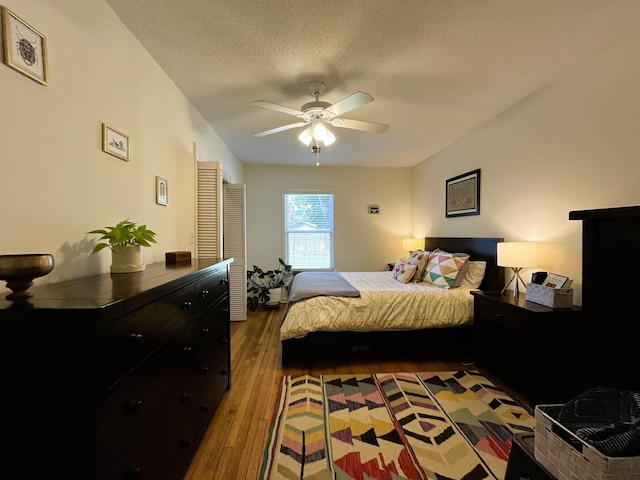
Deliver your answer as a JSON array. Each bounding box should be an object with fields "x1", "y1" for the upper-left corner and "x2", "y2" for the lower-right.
[
  {"x1": 200, "y1": 366, "x2": 209, "y2": 374},
  {"x1": 125, "y1": 400, "x2": 143, "y2": 414},
  {"x1": 181, "y1": 301, "x2": 193, "y2": 311},
  {"x1": 219, "y1": 278, "x2": 228, "y2": 285},
  {"x1": 200, "y1": 289, "x2": 209, "y2": 298},
  {"x1": 181, "y1": 392, "x2": 192, "y2": 403},
  {"x1": 183, "y1": 346, "x2": 193, "y2": 358},
  {"x1": 129, "y1": 333, "x2": 143, "y2": 344},
  {"x1": 125, "y1": 467, "x2": 141, "y2": 480},
  {"x1": 495, "y1": 313, "x2": 503, "y2": 320},
  {"x1": 199, "y1": 404, "x2": 210, "y2": 413},
  {"x1": 221, "y1": 338, "x2": 229, "y2": 344},
  {"x1": 180, "y1": 438, "x2": 192, "y2": 448},
  {"x1": 220, "y1": 369, "x2": 228, "y2": 376},
  {"x1": 222, "y1": 308, "x2": 230, "y2": 313},
  {"x1": 201, "y1": 328, "x2": 210, "y2": 335}
]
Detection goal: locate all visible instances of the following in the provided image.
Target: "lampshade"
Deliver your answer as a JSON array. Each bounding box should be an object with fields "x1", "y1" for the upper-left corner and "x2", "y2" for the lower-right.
[
  {"x1": 497, "y1": 242, "x2": 538, "y2": 268},
  {"x1": 323, "y1": 129, "x2": 336, "y2": 146},
  {"x1": 403, "y1": 238, "x2": 424, "y2": 252},
  {"x1": 298, "y1": 122, "x2": 336, "y2": 147},
  {"x1": 313, "y1": 122, "x2": 327, "y2": 141},
  {"x1": 298, "y1": 127, "x2": 313, "y2": 145}
]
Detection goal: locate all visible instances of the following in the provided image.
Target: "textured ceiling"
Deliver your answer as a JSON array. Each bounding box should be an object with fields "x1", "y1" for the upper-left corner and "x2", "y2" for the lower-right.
[{"x1": 105, "y1": 0, "x2": 640, "y2": 167}]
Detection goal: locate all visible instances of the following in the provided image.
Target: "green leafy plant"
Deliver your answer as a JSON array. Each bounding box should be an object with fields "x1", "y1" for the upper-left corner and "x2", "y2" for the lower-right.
[
  {"x1": 247, "y1": 258, "x2": 293, "y2": 311},
  {"x1": 87, "y1": 219, "x2": 157, "y2": 254}
]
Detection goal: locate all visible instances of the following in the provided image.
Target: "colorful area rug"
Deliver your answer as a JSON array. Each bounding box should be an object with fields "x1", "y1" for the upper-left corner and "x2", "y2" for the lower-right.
[{"x1": 260, "y1": 371, "x2": 534, "y2": 480}]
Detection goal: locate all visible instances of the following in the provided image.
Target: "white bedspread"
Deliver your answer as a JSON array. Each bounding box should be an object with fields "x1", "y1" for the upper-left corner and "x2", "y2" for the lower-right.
[{"x1": 280, "y1": 271, "x2": 475, "y2": 340}]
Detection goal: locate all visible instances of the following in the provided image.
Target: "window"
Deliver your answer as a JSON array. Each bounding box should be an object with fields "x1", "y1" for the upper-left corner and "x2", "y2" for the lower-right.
[{"x1": 284, "y1": 192, "x2": 334, "y2": 270}]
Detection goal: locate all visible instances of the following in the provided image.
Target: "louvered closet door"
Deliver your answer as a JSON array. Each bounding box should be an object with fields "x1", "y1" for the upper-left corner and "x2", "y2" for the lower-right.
[
  {"x1": 196, "y1": 161, "x2": 222, "y2": 258},
  {"x1": 223, "y1": 184, "x2": 247, "y2": 321}
]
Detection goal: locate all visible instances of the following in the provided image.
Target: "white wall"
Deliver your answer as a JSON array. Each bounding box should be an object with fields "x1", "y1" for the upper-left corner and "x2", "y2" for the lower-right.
[
  {"x1": 412, "y1": 25, "x2": 640, "y2": 305},
  {"x1": 244, "y1": 166, "x2": 413, "y2": 272},
  {"x1": 0, "y1": 0, "x2": 243, "y2": 293}
]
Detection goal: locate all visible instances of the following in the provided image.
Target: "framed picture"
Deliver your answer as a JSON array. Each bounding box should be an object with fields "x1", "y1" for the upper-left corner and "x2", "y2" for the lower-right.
[
  {"x1": 102, "y1": 123, "x2": 130, "y2": 161},
  {"x1": 1, "y1": 7, "x2": 48, "y2": 85},
  {"x1": 445, "y1": 169, "x2": 480, "y2": 217},
  {"x1": 156, "y1": 176, "x2": 168, "y2": 206}
]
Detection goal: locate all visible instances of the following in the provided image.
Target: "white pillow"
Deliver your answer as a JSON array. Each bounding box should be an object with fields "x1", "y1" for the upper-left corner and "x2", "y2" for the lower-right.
[
  {"x1": 459, "y1": 261, "x2": 487, "y2": 288},
  {"x1": 391, "y1": 259, "x2": 418, "y2": 284}
]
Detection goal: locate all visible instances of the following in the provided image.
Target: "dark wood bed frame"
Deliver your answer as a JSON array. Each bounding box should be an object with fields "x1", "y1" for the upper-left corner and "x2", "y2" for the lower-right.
[{"x1": 281, "y1": 237, "x2": 505, "y2": 364}]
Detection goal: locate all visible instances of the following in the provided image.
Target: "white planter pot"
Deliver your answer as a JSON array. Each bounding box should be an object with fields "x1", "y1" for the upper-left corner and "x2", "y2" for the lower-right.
[
  {"x1": 111, "y1": 245, "x2": 145, "y2": 273},
  {"x1": 266, "y1": 287, "x2": 281, "y2": 306}
]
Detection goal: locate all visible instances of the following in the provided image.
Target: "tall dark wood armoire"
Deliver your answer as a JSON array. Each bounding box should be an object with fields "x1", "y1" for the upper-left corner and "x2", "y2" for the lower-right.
[{"x1": 570, "y1": 205, "x2": 640, "y2": 392}]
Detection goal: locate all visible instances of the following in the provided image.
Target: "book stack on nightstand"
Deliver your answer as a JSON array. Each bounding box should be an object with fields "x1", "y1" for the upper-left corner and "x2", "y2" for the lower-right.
[{"x1": 471, "y1": 291, "x2": 583, "y2": 406}]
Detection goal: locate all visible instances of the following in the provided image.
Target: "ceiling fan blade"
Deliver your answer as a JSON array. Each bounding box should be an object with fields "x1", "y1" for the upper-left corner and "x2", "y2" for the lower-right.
[
  {"x1": 253, "y1": 122, "x2": 309, "y2": 137},
  {"x1": 324, "y1": 91, "x2": 374, "y2": 117},
  {"x1": 252, "y1": 100, "x2": 304, "y2": 117},
  {"x1": 330, "y1": 118, "x2": 389, "y2": 134}
]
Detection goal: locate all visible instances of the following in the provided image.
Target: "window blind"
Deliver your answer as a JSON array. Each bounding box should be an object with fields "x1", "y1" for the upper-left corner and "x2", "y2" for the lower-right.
[{"x1": 284, "y1": 193, "x2": 334, "y2": 270}]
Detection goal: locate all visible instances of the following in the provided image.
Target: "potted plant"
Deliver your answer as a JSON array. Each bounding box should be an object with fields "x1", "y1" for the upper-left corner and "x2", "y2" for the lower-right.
[
  {"x1": 87, "y1": 219, "x2": 157, "y2": 273},
  {"x1": 247, "y1": 258, "x2": 293, "y2": 311}
]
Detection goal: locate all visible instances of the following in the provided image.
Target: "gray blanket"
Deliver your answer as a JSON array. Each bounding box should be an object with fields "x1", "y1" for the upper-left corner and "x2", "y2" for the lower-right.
[{"x1": 287, "y1": 272, "x2": 360, "y2": 303}]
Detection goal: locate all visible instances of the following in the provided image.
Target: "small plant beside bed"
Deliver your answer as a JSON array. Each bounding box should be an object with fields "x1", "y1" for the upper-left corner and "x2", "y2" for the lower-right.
[{"x1": 247, "y1": 258, "x2": 293, "y2": 311}]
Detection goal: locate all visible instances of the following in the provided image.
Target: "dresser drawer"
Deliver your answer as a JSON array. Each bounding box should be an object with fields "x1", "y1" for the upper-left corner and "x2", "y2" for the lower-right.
[
  {"x1": 475, "y1": 298, "x2": 532, "y2": 386},
  {"x1": 98, "y1": 344, "x2": 184, "y2": 477},
  {"x1": 193, "y1": 266, "x2": 228, "y2": 314},
  {"x1": 107, "y1": 284, "x2": 196, "y2": 385},
  {"x1": 109, "y1": 334, "x2": 230, "y2": 480},
  {"x1": 107, "y1": 391, "x2": 196, "y2": 480},
  {"x1": 476, "y1": 299, "x2": 527, "y2": 331}
]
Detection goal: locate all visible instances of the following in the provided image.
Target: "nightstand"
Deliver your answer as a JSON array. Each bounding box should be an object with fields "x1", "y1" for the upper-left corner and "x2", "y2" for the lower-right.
[{"x1": 472, "y1": 291, "x2": 583, "y2": 405}]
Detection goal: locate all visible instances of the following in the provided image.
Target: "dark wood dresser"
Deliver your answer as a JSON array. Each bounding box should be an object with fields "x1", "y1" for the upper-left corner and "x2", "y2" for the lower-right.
[
  {"x1": 570, "y1": 205, "x2": 640, "y2": 392},
  {"x1": 0, "y1": 258, "x2": 233, "y2": 480}
]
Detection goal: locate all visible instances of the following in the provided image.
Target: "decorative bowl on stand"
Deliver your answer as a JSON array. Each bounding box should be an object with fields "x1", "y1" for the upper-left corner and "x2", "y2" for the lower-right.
[{"x1": 0, "y1": 254, "x2": 55, "y2": 300}]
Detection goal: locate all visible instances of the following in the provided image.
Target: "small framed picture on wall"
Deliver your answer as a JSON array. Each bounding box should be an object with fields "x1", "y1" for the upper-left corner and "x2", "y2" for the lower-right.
[
  {"x1": 102, "y1": 123, "x2": 131, "y2": 161},
  {"x1": 1, "y1": 7, "x2": 49, "y2": 85},
  {"x1": 156, "y1": 176, "x2": 168, "y2": 205}
]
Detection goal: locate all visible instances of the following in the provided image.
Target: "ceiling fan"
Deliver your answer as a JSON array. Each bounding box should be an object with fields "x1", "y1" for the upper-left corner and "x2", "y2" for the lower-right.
[{"x1": 252, "y1": 81, "x2": 388, "y2": 147}]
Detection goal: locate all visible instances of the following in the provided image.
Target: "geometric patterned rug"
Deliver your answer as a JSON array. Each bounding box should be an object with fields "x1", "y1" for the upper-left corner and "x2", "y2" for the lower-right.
[{"x1": 260, "y1": 371, "x2": 534, "y2": 480}]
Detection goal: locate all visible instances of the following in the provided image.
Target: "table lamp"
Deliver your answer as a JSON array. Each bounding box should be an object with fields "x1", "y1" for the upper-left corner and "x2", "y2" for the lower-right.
[
  {"x1": 497, "y1": 242, "x2": 538, "y2": 297},
  {"x1": 403, "y1": 238, "x2": 424, "y2": 255}
]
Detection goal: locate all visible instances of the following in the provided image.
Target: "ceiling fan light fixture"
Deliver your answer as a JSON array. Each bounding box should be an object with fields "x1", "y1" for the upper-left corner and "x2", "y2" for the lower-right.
[
  {"x1": 312, "y1": 122, "x2": 328, "y2": 142},
  {"x1": 298, "y1": 126, "x2": 313, "y2": 146},
  {"x1": 323, "y1": 129, "x2": 336, "y2": 146},
  {"x1": 298, "y1": 123, "x2": 336, "y2": 147}
]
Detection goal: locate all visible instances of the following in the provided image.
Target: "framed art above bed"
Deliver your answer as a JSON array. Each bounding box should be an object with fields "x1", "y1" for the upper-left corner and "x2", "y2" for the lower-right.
[{"x1": 446, "y1": 170, "x2": 481, "y2": 217}]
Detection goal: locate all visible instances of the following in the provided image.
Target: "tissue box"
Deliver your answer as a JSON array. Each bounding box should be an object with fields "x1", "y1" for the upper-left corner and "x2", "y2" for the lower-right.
[{"x1": 525, "y1": 282, "x2": 573, "y2": 308}]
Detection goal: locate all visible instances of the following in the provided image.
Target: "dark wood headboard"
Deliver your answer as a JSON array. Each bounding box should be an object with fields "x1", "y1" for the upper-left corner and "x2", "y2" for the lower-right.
[{"x1": 424, "y1": 237, "x2": 505, "y2": 292}]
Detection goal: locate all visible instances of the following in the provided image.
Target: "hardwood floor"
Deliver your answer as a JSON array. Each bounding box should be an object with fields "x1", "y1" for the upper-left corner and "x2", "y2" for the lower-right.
[{"x1": 182, "y1": 304, "x2": 493, "y2": 480}]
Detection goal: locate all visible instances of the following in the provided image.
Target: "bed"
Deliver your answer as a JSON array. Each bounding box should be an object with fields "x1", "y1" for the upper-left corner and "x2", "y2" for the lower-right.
[{"x1": 281, "y1": 237, "x2": 505, "y2": 363}]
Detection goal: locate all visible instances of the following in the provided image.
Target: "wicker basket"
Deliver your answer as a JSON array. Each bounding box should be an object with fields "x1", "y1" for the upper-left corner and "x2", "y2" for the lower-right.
[{"x1": 534, "y1": 405, "x2": 640, "y2": 480}]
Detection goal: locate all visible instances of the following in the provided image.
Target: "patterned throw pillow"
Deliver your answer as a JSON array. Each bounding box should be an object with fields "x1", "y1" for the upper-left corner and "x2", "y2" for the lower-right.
[
  {"x1": 392, "y1": 259, "x2": 418, "y2": 284},
  {"x1": 423, "y1": 249, "x2": 470, "y2": 289},
  {"x1": 406, "y1": 250, "x2": 431, "y2": 282}
]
